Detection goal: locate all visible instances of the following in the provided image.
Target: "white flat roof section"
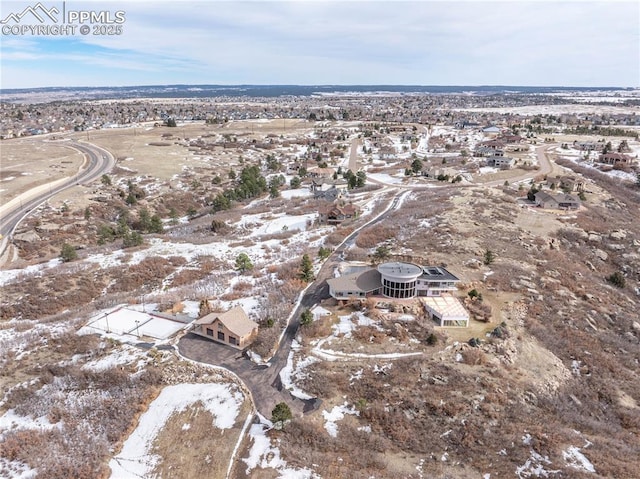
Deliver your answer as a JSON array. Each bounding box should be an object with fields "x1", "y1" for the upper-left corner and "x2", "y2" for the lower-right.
[
  {"x1": 421, "y1": 296, "x2": 469, "y2": 327},
  {"x1": 85, "y1": 307, "x2": 189, "y2": 339},
  {"x1": 377, "y1": 262, "x2": 423, "y2": 280}
]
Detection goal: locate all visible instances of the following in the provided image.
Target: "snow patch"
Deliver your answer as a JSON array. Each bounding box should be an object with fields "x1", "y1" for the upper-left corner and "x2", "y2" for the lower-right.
[
  {"x1": 0, "y1": 409, "x2": 60, "y2": 440},
  {"x1": 322, "y1": 403, "x2": 359, "y2": 438},
  {"x1": 0, "y1": 458, "x2": 36, "y2": 479},
  {"x1": 563, "y1": 445, "x2": 595, "y2": 473},
  {"x1": 516, "y1": 449, "x2": 560, "y2": 478},
  {"x1": 242, "y1": 416, "x2": 319, "y2": 478},
  {"x1": 279, "y1": 340, "x2": 318, "y2": 400},
  {"x1": 82, "y1": 344, "x2": 147, "y2": 372},
  {"x1": 109, "y1": 383, "x2": 244, "y2": 479}
]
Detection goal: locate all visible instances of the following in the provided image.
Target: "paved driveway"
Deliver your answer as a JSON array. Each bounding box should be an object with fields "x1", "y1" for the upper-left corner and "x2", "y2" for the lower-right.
[{"x1": 177, "y1": 333, "x2": 320, "y2": 418}]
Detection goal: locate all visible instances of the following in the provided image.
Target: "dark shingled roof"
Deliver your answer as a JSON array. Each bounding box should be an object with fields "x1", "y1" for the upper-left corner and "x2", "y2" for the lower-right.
[{"x1": 419, "y1": 266, "x2": 459, "y2": 282}]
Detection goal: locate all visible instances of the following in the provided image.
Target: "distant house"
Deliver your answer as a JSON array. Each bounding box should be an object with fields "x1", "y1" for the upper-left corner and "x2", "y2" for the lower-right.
[
  {"x1": 379, "y1": 147, "x2": 396, "y2": 160},
  {"x1": 193, "y1": 306, "x2": 258, "y2": 349},
  {"x1": 474, "y1": 146, "x2": 495, "y2": 157},
  {"x1": 319, "y1": 202, "x2": 358, "y2": 224},
  {"x1": 310, "y1": 177, "x2": 349, "y2": 194},
  {"x1": 455, "y1": 121, "x2": 481, "y2": 130},
  {"x1": 314, "y1": 185, "x2": 345, "y2": 202},
  {"x1": 546, "y1": 175, "x2": 584, "y2": 193},
  {"x1": 534, "y1": 191, "x2": 581, "y2": 210},
  {"x1": 480, "y1": 140, "x2": 506, "y2": 151},
  {"x1": 575, "y1": 141, "x2": 604, "y2": 152},
  {"x1": 482, "y1": 126, "x2": 501, "y2": 134},
  {"x1": 498, "y1": 134, "x2": 523, "y2": 144},
  {"x1": 308, "y1": 167, "x2": 336, "y2": 178},
  {"x1": 597, "y1": 152, "x2": 634, "y2": 166},
  {"x1": 486, "y1": 156, "x2": 515, "y2": 169},
  {"x1": 421, "y1": 166, "x2": 457, "y2": 179}
]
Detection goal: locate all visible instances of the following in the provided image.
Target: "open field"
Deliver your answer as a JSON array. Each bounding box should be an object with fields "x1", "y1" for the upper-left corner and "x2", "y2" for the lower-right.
[{"x1": 0, "y1": 139, "x2": 84, "y2": 203}]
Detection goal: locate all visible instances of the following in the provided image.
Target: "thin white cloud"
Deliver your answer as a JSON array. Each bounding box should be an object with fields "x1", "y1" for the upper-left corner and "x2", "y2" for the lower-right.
[{"x1": 1, "y1": 0, "x2": 638, "y2": 87}]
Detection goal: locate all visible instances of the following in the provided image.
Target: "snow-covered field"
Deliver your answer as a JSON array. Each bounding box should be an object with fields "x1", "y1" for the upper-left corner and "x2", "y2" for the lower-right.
[
  {"x1": 82, "y1": 343, "x2": 147, "y2": 372},
  {"x1": 453, "y1": 104, "x2": 640, "y2": 116},
  {"x1": 0, "y1": 215, "x2": 325, "y2": 292},
  {"x1": 109, "y1": 383, "x2": 245, "y2": 479},
  {"x1": 238, "y1": 212, "x2": 317, "y2": 237},
  {"x1": 281, "y1": 188, "x2": 313, "y2": 199},
  {"x1": 368, "y1": 172, "x2": 405, "y2": 184},
  {"x1": 0, "y1": 457, "x2": 35, "y2": 479}
]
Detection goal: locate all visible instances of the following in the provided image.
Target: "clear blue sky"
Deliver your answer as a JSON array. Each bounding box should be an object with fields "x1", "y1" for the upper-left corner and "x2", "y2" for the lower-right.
[{"x1": 1, "y1": 0, "x2": 639, "y2": 89}]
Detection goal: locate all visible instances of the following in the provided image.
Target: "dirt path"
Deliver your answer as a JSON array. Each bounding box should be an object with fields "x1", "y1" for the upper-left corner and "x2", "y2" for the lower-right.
[
  {"x1": 349, "y1": 138, "x2": 361, "y2": 172},
  {"x1": 482, "y1": 144, "x2": 556, "y2": 187}
]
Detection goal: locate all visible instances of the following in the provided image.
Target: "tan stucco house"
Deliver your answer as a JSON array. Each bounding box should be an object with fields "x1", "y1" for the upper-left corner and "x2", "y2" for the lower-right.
[{"x1": 193, "y1": 306, "x2": 258, "y2": 349}]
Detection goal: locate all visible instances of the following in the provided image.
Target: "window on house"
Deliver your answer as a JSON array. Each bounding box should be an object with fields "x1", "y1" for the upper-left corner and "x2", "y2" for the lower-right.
[
  {"x1": 217, "y1": 331, "x2": 225, "y2": 341},
  {"x1": 206, "y1": 328, "x2": 213, "y2": 336},
  {"x1": 229, "y1": 336, "x2": 238, "y2": 346},
  {"x1": 218, "y1": 322, "x2": 224, "y2": 330}
]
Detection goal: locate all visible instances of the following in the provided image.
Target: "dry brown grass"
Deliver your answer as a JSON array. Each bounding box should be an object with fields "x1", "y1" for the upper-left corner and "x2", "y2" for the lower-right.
[
  {"x1": 301, "y1": 314, "x2": 337, "y2": 340},
  {"x1": 152, "y1": 398, "x2": 252, "y2": 479},
  {"x1": 354, "y1": 224, "x2": 396, "y2": 249},
  {"x1": 1, "y1": 356, "x2": 163, "y2": 479}
]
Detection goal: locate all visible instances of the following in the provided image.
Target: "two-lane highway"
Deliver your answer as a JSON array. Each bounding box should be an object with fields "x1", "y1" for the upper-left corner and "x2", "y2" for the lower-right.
[{"x1": 0, "y1": 139, "x2": 116, "y2": 251}]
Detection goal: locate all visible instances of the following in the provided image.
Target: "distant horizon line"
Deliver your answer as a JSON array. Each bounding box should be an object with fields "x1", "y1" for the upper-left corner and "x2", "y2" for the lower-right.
[{"x1": 2, "y1": 83, "x2": 638, "y2": 92}]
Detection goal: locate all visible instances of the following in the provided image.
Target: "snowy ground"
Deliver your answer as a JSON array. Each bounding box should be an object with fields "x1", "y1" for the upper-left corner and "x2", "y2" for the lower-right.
[
  {"x1": 0, "y1": 408, "x2": 60, "y2": 441},
  {"x1": 322, "y1": 403, "x2": 359, "y2": 438},
  {"x1": 82, "y1": 343, "x2": 148, "y2": 373},
  {"x1": 0, "y1": 213, "x2": 326, "y2": 300},
  {"x1": 554, "y1": 146, "x2": 637, "y2": 182},
  {"x1": 237, "y1": 212, "x2": 317, "y2": 237},
  {"x1": 513, "y1": 431, "x2": 595, "y2": 477},
  {"x1": 368, "y1": 172, "x2": 406, "y2": 184},
  {"x1": 279, "y1": 339, "x2": 318, "y2": 400},
  {"x1": 310, "y1": 311, "x2": 422, "y2": 361},
  {"x1": 0, "y1": 319, "x2": 72, "y2": 362},
  {"x1": 109, "y1": 383, "x2": 245, "y2": 479},
  {"x1": 281, "y1": 188, "x2": 313, "y2": 199},
  {"x1": 0, "y1": 258, "x2": 61, "y2": 287},
  {"x1": 0, "y1": 458, "x2": 35, "y2": 479},
  {"x1": 242, "y1": 415, "x2": 320, "y2": 479}
]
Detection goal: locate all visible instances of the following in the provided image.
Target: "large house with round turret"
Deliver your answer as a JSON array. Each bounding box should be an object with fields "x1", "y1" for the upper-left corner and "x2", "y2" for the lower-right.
[{"x1": 327, "y1": 262, "x2": 469, "y2": 327}]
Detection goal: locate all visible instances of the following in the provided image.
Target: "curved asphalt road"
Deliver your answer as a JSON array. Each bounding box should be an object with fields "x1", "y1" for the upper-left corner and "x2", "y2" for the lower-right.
[{"x1": 0, "y1": 140, "x2": 116, "y2": 241}]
